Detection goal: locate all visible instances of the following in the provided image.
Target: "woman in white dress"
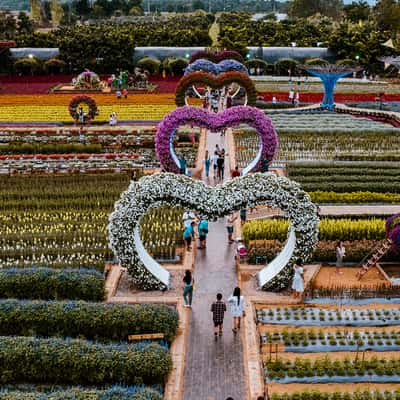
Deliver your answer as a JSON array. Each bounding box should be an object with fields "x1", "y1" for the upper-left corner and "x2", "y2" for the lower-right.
[
  {"x1": 228, "y1": 286, "x2": 246, "y2": 333},
  {"x1": 336, "y1": 241, "x2": 345, "y2": 274},
  {"x1": 291, "y1": 259, "x2": 304, "y2": 299}
]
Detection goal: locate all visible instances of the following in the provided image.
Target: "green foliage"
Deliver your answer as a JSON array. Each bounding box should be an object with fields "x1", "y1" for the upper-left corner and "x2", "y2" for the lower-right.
[
  {"x1": 0, "y1": 300, "x2": 179, "y2": 343},
  {"x1": 0, "y1": 336, "x2": 171, "y2": 385},
  {"x1": 0, "y1": 143, "x2": 102, "y2": 155},
  {"x1": 43, "y1": 58, "x2": 66, "y2": 73},
  {"x1": 336, "y1": 58, "x2": 358, "y2": 67},
  {"x1": 271, "y1": 390, "x2": 400, "y2": 400},
  {"x1": 309, "y1": 191, "x2": 400, "y2": 204},
  {"x1": 168, "y1": 57, "x2": 189, "y2": 76},
  {"x1": 0, "y1": 268, "x2": 105, "y2": 301},
  {"x1": 137, "y1": 57, "x2": 161, "y2": 75},
  {"x1": 0, "y1": 387, "x2": 163, "y2": 400},
  {"x1": 274, "y1": 58, "x2": 299, "y2": 75},
  {"x1": 13, "y1": 57, "x2": 42, "y2": 75},
  {"x1": 305, "y1": 57, "x2": 329, "y2": 66}
]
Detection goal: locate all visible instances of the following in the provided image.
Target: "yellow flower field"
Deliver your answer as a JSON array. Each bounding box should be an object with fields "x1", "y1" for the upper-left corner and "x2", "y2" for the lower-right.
[{"x1": 0, "y1": 93, "x2": 177, "y2": 122}]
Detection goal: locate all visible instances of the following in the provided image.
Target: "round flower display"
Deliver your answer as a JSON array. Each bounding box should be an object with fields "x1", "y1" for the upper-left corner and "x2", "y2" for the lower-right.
[
  {"x1": 68, "y1": 95, "x2": 98, "y2": 123},
  {"x1": 108, "y1": 172, "x2": 319, "y2": 291}
]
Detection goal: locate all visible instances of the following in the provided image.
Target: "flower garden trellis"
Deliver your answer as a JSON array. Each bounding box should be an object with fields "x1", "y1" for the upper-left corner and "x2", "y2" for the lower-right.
[
  {"x1": 300, "y1": 64, "x2": 360, "y2": 109},
  {"x1": 155, "y1": 106, "x2": 277, "y2": 175},
  {"x1": 175, "y1": 71, "x2": 256, "y2": 107},
  {"x1": 108, "y1": 173, "x2": 319, "y2": 290}
]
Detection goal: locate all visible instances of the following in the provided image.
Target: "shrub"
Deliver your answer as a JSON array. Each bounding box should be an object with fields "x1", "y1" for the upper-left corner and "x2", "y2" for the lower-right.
[
  {"x1": 0, "y1": 337, "x2": 171, "y2": 385},
  {"x1": 43, "y1": 58, "x2": 66, "y2": 74},
  {"x1": 245, "y1": 58, "x2": 268, "y2": 71},
  {"x1": 168, "y1": 58, "x2": 188, "y2": 76},
  {"x1": 305, "y1": 58, "x2": 329, "y2": 66},
  {"x1": 336, "y1": 58, "x2": 358, "y2": 67},
  {"x1": 0, "y1": 386, "x2": 163, "y2": 400},
  {"x1": 0, "y1": 300, "x2": 179, "y2": 343},
  {"x1": 274, "y1": 58, "x2": 298, "y2": 75},
  {"x1": 137, "y1": 57, "x2": 160, "y2": 75},
  {"x1": 13, "y1": 57, "x2": 42, "y2": 75},
  {"x1": 0, "y1": 267, "x2": 105, "y2": 301},
  {"x1": 309, "y1": 191, "x2": 400, "y2": 204}
]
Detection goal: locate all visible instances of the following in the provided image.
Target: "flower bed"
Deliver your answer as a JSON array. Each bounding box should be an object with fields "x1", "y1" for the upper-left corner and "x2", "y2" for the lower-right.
[
  {"x1": 310, "y1": 191, "x2": 400, "y2": 204},
  {"x1": 248, "y1": 239, "x2": 398, "y2": 264},
  {"x1": 0, "y1": 175, "x2": 183, "y2": 270},
  {"x1": 0, "y1": 267, "x2": 104, "y2": 301},
  {"x1": 0, "y1": 386, "x2": 163, "y2": 400},
  {"x1": 243, "y1": 218, "x2": 386, "y2": 243},
  {"x1": 0, "y1": 300, "x2": 179, "y2": 343},
  {"x1": 261, "y1": 328, "x2": 400, "y2": 353},
  {"x1": 270, "y1": 390, "x2": 400, "y2": 400},
  {"x1": 265, "y1": 355, "x2": 400, "y2": 383},
  {"x1": 0, "y1": 337, "x2": 171, "y2": 385},
  {"x1": 257, "y1": 307, "x2": 400, "y2": 326}
]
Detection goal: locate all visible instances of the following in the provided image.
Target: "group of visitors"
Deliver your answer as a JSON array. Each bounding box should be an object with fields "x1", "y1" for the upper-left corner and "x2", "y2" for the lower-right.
[
  {"x1": 204, "y1": 144, "x2": 227, "y2": 181},
  {"x1": 202, "y1": 89, "x2": 233, "y2": 111},
  {"x1": 182, "y1": 211, "x2": 208, "y2": 252},
  {"x1": 288, "y1": 89, "x2": 300, "y2": 106}
]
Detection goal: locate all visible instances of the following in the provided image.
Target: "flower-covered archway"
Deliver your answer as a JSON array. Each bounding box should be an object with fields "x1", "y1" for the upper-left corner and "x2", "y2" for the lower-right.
[
  {"x1": 155, "y1": 106, "x2": 277, "y2": 176},
  {"x1": 108, "y1": 173, "x2": 319, "y2": 291}
]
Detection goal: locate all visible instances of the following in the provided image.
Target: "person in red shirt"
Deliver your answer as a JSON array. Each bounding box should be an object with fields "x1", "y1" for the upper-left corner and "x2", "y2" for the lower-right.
[{"x1": 231, "y1": 165, "x2": 241, "y2": 178}]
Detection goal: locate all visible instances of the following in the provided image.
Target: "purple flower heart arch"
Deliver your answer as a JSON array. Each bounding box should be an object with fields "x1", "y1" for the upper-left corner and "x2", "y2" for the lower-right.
[{"x1": 155, "y1": 105, "x2": 278, "y2": 175}]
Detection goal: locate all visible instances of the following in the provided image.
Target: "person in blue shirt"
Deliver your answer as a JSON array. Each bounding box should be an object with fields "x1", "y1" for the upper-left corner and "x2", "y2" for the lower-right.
[
  {"x1": 197, "y1": 217, "x2": 209, "y2": 249},
  {"x1": 183, "y1": 221, "x2": 195, "y2": 251},
  {"x1": 179, "y1": 155, "x2": 187, "y2": 175}
]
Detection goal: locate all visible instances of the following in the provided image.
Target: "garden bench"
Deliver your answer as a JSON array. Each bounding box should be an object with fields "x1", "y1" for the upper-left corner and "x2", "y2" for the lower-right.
[{"x1": 128, "y1": 333, "x2": 165, "y2": 341}]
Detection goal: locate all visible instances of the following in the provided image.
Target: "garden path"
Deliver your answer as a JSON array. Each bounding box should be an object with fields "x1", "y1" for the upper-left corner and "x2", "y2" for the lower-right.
[{"x1": 182, "y1": 131, "x2": 246, "y2": 400}]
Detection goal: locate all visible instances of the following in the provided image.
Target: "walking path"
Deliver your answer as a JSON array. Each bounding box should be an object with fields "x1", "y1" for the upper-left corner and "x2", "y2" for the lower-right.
[{"x1": 183, "y1": 130, "x2": 246, "y2": 400}]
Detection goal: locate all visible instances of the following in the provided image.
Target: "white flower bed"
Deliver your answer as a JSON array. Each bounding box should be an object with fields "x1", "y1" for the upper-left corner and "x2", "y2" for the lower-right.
[{"x1": 109, "y1": 172, "x2": 319, "y2": 290}]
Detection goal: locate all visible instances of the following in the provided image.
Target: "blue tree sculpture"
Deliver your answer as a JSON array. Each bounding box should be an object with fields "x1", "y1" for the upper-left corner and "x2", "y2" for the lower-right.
[{"x1": 302, "y1": 65, "x2": 357, "y2": 109}]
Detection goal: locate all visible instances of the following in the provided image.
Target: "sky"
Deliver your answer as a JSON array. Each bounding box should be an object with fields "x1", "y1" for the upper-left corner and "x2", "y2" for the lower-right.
[{"x1": 343, "y1": 0, "x2": 376, "y2": 4}]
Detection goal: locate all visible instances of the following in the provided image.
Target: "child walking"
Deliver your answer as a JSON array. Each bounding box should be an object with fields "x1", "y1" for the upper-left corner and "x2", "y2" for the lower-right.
[{"x1": 211, "y1": 293, "x2": 226, "y2": 337}]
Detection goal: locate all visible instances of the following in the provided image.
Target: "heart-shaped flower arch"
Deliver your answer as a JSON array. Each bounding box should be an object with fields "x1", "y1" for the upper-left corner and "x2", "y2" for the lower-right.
[
  {"x1": 155, "y1": 106, "x2": 278, "y2": 176},
  {"x1": 175, "y1": 71, "x2": 256, "y2": 107},
  {"x1": 184, "y1": 59, "x2": 249, "y2": 76},
  {"x1": 189, "y1": 50, "x2": 245, "y2": 64},
  {"x1": 108, "y1": 172, "x2": 319, "y2": 291}
]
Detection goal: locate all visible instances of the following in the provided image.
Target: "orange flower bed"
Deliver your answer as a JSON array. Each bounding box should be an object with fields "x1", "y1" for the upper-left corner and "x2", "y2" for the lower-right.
[{"x1": 0, "y1": 93, "x2": 175, "y2": 106}]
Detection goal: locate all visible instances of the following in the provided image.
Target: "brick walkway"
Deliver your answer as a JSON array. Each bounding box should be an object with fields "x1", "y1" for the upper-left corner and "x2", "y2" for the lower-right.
[{"x1": 183, "y1": 131, "x2": 246, "y2": 400}]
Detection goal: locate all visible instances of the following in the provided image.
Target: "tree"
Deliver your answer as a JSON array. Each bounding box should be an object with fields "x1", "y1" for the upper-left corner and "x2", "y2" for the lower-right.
[
  {"x1": 343, "y1": 1, "x2": 371, "y2": 22},
  {"x1": 288, "y1": 0, "x2": 343, "y2": 20},
  {"x1": 192, "y1": 0, "x2": 206, "y2": 10},
  {"x1": 72, "y1": 0, "x2": 91, "y2": 17},
  {"x1": 50, "y1": 0, "x2": 64, "y2": 27},
  {"x1": 0, "y1": 12, "x2": 17, "y2": 39},
  {"x1": 17, "y1": 12, "x2": 34, "y2": 35},
  {"x1": 374, "y1": 0, "x2": 400, "y2": 32}
]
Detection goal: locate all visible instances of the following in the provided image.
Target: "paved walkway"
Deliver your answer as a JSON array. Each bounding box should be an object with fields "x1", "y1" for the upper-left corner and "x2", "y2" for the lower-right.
[{"x1": 183, "y1": 131, "x2": 246, "y2": 400}]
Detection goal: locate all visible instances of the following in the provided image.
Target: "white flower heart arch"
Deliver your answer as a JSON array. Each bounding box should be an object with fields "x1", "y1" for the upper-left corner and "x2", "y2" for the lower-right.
[{"x1": 108, "y1": 172, "x2": 319, "y2": 291}]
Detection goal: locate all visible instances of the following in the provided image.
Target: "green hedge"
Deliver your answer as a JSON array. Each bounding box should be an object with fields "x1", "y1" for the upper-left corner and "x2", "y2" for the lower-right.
[
  {"x1": 0, "y1": 387, "x2": 163, "y2": 400},
  {"x1": 271, "y1": 390, "x2": 400, "y2": 400},
  {"x1": 0, "y1": 300, "x2": 179, "y2": 343},
  {"x1": 0, "y1": 337, "x2": 171, "y2": 385},
  {"x1": 310, "y1": 191, "x2": 400, "y2": 204},
  {"x1": 0, "y1": 268, "x2": 104, "y2": 301}
]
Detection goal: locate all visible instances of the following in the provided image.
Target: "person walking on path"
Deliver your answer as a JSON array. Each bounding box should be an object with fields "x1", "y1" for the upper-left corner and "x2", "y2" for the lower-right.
[
  {"x1": 216, "y1": 152, "x2": 225, "y2": 181},
  {"x1": 197, "y1": 217, "x2": 208, "y2": 249},
  {"x1": 211, "y1": 151, "x2": 219, "y2": 179},
  {"x1": 336, "y1": 241, "x2": 345, "y2": 274},
  {"x1": 291, "y1": 259, "x2": 305, "y2": 299},
  {"x1": 226, "y1": 213, "x2": 237, "y2": 244},
  {"x1": 183, "y1": 221, "x2": 195, "y2": 252},
  {"x1": 228, "y1": 286, "x2": 246, "y2": 334},
  {"x1": 211, "y1": 293, "x2": 227, "y2": 337},
  {"x1": 179, "y1": 155, "x2": 187, "y2": 175},
  {"x1": 183, "y1": 269, "x2": 194, "y2": 308},
  {"x1": 183, "y1": 210, "x2": 196, "y2": 229},
  {"x1": 204, "y1": 150, "x2": 211, "y2": 178}
]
